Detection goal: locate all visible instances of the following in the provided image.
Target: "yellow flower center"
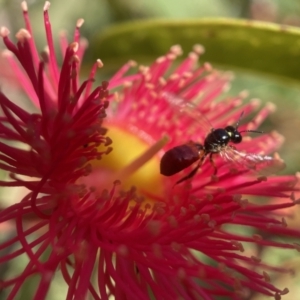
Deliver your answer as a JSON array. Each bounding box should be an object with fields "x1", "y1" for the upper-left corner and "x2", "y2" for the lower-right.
[{"x1": 88, "y1": 124, "x2": 167, "y2": 199}]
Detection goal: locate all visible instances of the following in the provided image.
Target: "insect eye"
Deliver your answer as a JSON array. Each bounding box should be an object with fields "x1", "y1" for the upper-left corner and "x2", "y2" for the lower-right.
[{"x1": 231, "y1": 133, "x2": 242, "y2": 143}]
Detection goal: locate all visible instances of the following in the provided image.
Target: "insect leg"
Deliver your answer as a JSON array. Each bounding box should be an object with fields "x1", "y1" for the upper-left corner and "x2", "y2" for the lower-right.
[
  {"x1": 175, "y1": 155, "x2": 206, "y2": 185},
  {"x1": 209, "y1": 153, "x2": 218, "y2": 175}
]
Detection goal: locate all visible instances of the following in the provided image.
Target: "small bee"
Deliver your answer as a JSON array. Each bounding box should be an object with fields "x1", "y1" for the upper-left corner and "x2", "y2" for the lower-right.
[{"x1": 160, "y1": 93, "x2": 282, "y2": 185}]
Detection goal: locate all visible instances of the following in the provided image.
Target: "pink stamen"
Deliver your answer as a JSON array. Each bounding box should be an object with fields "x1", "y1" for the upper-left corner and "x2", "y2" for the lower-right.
[{"x1": 43, "y1": 1, "x2": 59, "y2": 85}]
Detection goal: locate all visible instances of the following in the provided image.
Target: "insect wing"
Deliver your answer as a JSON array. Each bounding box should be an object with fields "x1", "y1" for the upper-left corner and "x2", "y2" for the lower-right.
[
  {"x1": 219, "y1": 146, "x2": 285, "y2": 175},
  {"x1": 162, "y1": 92, "x2": 212, "y2": 139}
]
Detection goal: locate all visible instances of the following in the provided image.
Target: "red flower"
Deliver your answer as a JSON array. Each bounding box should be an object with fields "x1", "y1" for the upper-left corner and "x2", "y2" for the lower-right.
[{"x1": 0, "y1": 2, "x2": 299, "y2": 300}]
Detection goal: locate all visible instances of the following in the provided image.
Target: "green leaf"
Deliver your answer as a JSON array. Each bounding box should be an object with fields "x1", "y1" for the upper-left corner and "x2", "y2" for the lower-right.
[{"x1": 88, "y1": 19, "x2": 300, "y2": 83}]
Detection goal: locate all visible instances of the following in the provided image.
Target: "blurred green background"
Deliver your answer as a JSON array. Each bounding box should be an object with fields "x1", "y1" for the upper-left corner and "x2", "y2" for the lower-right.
[{"x1": 1, "y1": 0, "x2": 300, "y2": 299}]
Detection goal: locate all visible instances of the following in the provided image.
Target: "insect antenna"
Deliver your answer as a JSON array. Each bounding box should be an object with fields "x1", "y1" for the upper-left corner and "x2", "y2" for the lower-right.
[
  {"x1": 235, "y1": 111, "x2": 245, "y2": 129},
  {"x1": 239, "y1": 129, "x2": 263, "y2": 134},
  {"x1": 235, "y1": 111, "x2": 263, "y2": 135}
]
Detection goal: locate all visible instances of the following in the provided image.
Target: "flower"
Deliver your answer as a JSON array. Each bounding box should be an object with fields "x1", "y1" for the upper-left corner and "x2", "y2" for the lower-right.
[{"x1": 0, "y1": 2, "x2": 300, "y2": 300}]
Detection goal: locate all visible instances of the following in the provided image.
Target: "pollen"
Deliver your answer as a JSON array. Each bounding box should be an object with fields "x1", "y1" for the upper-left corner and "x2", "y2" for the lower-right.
[{"x1": 15, "y1": 28, "x2": 31, "y2": 41}]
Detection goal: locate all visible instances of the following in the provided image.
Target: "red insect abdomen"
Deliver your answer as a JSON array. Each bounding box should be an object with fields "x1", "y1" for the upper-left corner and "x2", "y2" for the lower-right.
[{"x1": 160, "y1": 143, "x2": 202, "y2": 176}]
